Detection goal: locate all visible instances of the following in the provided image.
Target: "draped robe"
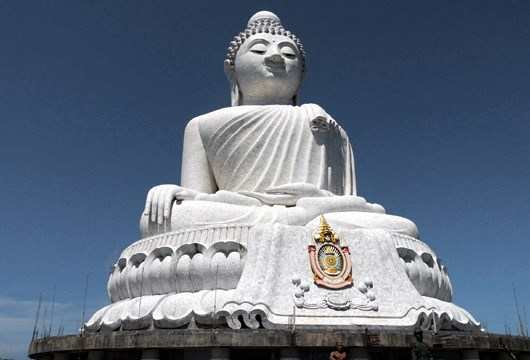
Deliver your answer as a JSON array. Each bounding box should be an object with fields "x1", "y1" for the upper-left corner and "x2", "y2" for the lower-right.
[{"x1": 195, "y1": 104, "x2": 357, "y2": 196}]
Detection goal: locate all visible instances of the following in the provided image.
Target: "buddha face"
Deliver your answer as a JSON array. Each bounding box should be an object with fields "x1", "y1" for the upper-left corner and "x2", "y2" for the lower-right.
[{"x1": 233, "y1": 33, "x2": 303, "y2": 104}]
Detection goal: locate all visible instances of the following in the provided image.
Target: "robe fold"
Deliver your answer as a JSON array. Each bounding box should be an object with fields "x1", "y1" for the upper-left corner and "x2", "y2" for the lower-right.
[{"x1": 197, "y1": 104, "x2": 356, "y2": 196}]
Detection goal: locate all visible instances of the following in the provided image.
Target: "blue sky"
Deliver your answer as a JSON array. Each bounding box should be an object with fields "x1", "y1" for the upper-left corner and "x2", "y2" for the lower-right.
[{"x1": 1, "y1": 1, "x2": 529, "y2": 358}]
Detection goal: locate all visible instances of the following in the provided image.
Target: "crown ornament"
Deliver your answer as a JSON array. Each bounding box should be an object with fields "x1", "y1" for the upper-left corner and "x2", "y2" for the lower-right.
[
  {"x1": 313, "y1": 215, "x2": 339, "y2": 244},
  {"x1": 308, "y1": 215, "x2": 353, "y2": 289}
]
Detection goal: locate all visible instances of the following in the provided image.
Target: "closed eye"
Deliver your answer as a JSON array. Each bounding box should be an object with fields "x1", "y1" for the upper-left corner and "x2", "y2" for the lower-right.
[
  {"x1": 249, "y1": 43, "x2": 268, "y2": 55},
  {"x1": 281, "y1": 47, "x2": 297, "y2": 59}
]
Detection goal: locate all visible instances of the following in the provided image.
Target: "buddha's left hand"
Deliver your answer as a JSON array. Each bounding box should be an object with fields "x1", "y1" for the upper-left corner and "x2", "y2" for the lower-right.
[{"x1": 240, "y1": 183, "x2": 333, "y2": 206}]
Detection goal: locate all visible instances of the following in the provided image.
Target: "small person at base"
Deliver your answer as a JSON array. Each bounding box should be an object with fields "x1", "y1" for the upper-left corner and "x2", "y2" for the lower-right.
[{"x1": 330, "y1": 342, "x2": 347, "y2": 360}]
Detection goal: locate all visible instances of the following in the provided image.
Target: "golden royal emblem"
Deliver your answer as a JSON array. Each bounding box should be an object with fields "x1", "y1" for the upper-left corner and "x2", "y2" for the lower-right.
[{"x1": 308, "y1": 215, "x2": 353, "y2": 289}]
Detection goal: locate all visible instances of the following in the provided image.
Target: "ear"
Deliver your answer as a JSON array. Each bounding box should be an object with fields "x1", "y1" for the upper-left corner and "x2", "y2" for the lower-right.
[
  {"x1": 230, "y1": 81, "x2": 241, "y2": 106},
  {"x1": 224, "y1": 61, "x2": 241, "y2": 106},
  {"x1": 224, "y1": 60, "x2": 235, "y2": 81}
]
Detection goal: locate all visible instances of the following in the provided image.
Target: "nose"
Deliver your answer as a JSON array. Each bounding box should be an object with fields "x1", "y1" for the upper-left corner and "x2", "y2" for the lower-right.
[
  {"x1": 265, "y1": 46, "x2": 284, "y2": 64},
  {"x1": 266, "y1": 53, "x2": 283, "y2": 63}
]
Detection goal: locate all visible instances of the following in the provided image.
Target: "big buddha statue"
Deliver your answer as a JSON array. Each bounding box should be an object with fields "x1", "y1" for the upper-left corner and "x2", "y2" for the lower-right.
[{"x1": 86, "y1": 11, "x2": 480, "y2": 332}]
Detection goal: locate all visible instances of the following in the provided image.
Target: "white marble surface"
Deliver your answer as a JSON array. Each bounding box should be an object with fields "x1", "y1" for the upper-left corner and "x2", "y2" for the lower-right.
[{"x1": 86, "y1": 223, "x2": 478, "y2": 332}]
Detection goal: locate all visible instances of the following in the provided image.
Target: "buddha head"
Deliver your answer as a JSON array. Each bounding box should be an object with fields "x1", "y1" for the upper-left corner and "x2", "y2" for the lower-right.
[{"x1": 224, "y1": 11, "x2": 306, "y2": 106}]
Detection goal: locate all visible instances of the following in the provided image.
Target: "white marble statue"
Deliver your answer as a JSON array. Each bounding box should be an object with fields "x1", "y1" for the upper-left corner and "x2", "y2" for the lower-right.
[
  {"x1": 86, "y1": 11, "x2": 480, "y2": 333},
  {"x1": 138, "y1": 11, "x2": 415, "y2": 239}
]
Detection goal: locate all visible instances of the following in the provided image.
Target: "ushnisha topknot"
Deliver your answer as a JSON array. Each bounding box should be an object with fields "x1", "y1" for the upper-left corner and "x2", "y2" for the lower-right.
[{"x1": 224, "y1": 11, "x2": 306, "y2": 72}]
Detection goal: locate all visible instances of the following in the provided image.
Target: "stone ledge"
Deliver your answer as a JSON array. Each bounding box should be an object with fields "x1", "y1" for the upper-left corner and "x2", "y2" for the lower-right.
[{"x1": 28, "y1": 329, "x2": 530, "y2": 357}]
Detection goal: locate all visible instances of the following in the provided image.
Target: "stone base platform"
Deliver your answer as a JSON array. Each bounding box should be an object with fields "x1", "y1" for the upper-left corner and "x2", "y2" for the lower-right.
[{"x1": 29, "y1": 329, "x2": 530, "y2": 360}]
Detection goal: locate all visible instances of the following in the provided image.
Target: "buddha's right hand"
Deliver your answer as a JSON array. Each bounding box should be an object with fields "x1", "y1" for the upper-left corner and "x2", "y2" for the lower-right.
[{"x1": 143, "y1": 184, "x2": 199, "y2": 225}]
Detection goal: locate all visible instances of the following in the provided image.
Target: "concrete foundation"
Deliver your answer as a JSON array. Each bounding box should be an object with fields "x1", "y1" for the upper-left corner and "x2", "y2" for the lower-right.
[{"x1": 28, "y1": 329, "x2": 530, "y2": 360}]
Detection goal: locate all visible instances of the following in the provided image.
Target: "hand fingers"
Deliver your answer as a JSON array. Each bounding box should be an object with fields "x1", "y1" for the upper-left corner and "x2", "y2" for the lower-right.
[
  {"x1": 157, "y1": 188, "x2": 168, "y2": 225},
  {"x1": 151, "y1": 188, "x2": 161, "y2": 223},
  {"x1": 144, "y1": 188, "x2": 154, "y2": 216},
  {"x1": 163, "y1": 188, "x2": 176, "y2": 219},
  {"x1": 162, "y1": 187, "x2": 177, "y2": 223}
]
